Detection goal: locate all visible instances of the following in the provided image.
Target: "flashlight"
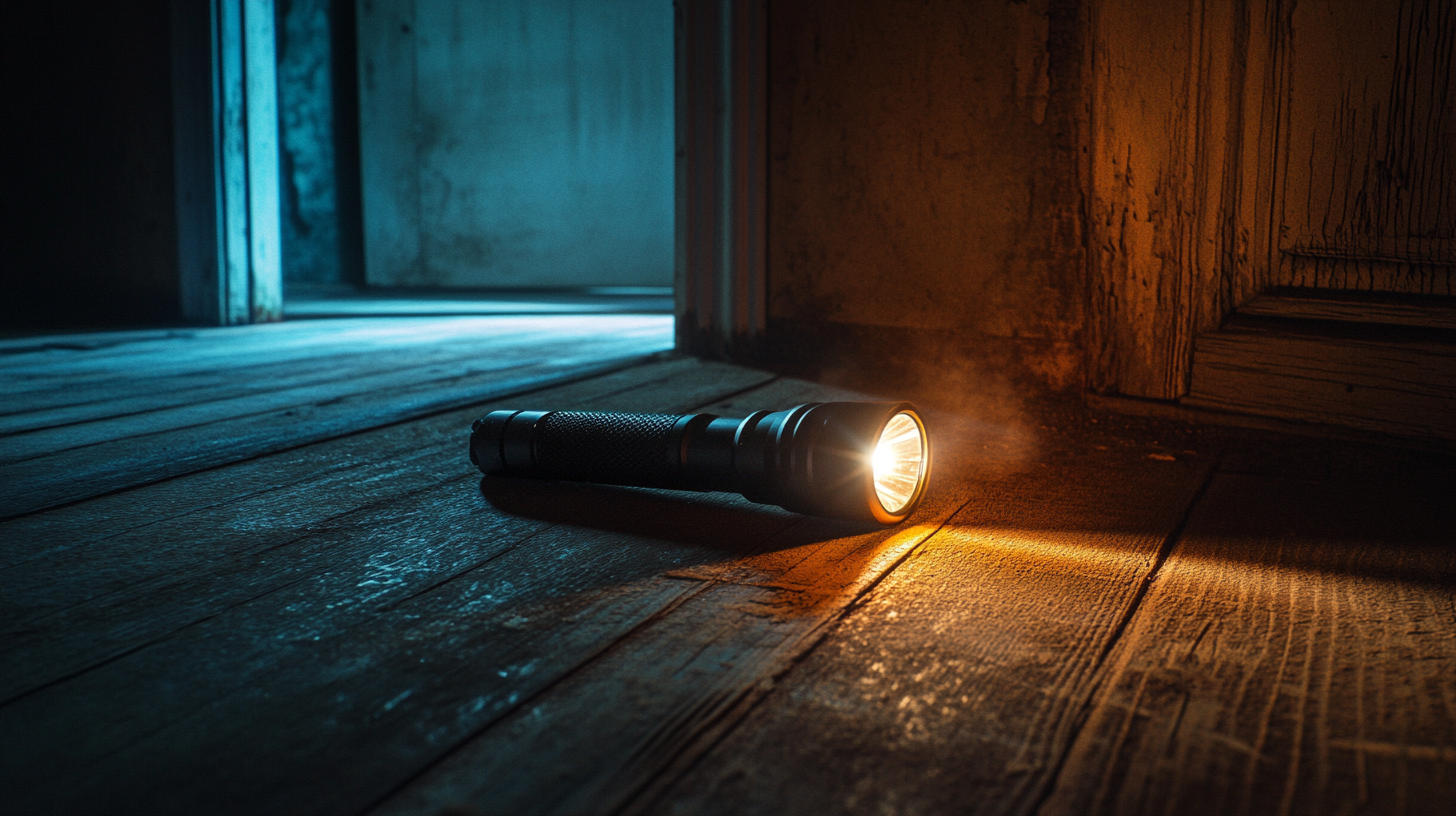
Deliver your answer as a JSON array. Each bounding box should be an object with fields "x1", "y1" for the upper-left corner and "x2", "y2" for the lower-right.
[{"x1": 470, "y1": 402, "x2": 930, "y2": 524}]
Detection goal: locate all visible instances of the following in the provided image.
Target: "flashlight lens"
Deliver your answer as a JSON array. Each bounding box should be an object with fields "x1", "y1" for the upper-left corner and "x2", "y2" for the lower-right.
[{"x1": 872, "y1": 412, "x2": 925, "y2": 515}]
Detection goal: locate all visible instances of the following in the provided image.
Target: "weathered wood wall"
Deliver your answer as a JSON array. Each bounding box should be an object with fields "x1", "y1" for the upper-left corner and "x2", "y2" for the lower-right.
[
  {"x1": 1276, "y1": 0, "x2": 1454, "y2": 294},
  {"x1": 750, "y1": 0, "x2": 1452, "y2": 401},
  {"x1": 1085, "y1": 0, "x2": 1258, "y2": 399},
  {"x1": 1087, "y1": 0, "x2": 1454, "y2": 400}
]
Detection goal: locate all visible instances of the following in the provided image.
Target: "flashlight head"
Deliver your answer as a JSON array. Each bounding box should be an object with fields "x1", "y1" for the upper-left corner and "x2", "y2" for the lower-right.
[{"x1": 740, "y1": 402, "x2": 931, "y2": 524}]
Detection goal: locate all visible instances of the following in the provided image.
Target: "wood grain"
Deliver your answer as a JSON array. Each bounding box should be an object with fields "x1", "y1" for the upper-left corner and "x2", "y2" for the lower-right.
[
  {"x1": 1086, "y1": 0, "x2": 1254, "y2": 399},
  {"x1": 0, "y1": 315, "x2": 669, "y2": 398},
  {"x1": 1238, "y1": 291, "x2": 1456, "y2": 331},
  {"x1": 0, "y1": 343, "x2": 629, "y2": 459},
  {"x1": 368, "y1": 377, "x2": 967, "y2": 815},
  {"x1": 1038, "y1": 450, "x2": 1456, "y2": 816},
  {"x1": 0, "y1": 361, "x2": 794, "y2": 814},
  {"x1": 632, "y1": 422, "x2": 1220, "y2": 816},
  {"x1": 1088, "y1": 0, "x2": 1454, "y2": 398},
  {"x1": 4, "y1": 343, "x2": 1451, "y2": 815},
  {"x1": 372, "y1": 397, "x2": 1225, "y2": 816},
  {"x1": 1185, "y1": 323, "x2": 1456, "y2": 439},
  {"x1": 1276, "y1": 0, "x2": 1455, "y2": 291},
  {"x1": 0, "y1": 360, "x2": 774, "y2": 703},
  {"x1": 0, "y1": 317, "x2": 672, "y2": 517}
]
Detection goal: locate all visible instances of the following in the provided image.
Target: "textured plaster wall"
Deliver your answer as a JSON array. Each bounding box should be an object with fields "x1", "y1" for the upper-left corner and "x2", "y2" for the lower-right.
[
  {"x1": 358, "y1": 0, "x2": 674, "y2": 288},
  {"x1": 276, "y1": 0, "x2": 362, "y2": 287},
  {"x1": 277, "y1": 0, "x2": 340, "y2": 284},
  {"x1": 766, "y1": 0, "x2": 1086, "y2": 389}
]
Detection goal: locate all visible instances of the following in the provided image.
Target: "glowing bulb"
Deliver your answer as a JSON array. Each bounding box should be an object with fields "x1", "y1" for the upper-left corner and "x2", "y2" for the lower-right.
[{"x1": 872, "y1": 411, "x2": 926, "y2": 515}]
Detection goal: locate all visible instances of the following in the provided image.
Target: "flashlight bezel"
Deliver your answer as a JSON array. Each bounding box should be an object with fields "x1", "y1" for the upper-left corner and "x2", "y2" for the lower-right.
[
  {"x1": 747, "y1": 401, "x2": 931, "y2": 524},
  {"x1": 867, "y1": 407, "x2": 931, "y2": 524}
]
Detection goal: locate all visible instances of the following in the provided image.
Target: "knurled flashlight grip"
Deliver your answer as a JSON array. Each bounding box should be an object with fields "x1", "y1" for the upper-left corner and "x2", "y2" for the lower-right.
[{"x1": 471, "y1": 410, "x2": 697, "y2": 490}]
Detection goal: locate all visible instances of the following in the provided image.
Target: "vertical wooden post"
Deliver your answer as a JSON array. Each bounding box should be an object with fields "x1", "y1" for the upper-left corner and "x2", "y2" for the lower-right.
[
  {"x1": 217, "y1": 0, "x2": 252, "y2": 323},
  {"x1": 676, "y1": 0, "x2": 767, "y2": 359},
  {"x1": 172, "y1": 0, "x2": 284, "y2": 326},
  {"x1": 242, "y1": 0, "x2": 283, "y2": 321}
]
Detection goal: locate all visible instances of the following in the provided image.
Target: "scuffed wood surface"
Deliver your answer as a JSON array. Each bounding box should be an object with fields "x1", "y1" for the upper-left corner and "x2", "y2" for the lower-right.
[
  {"x1": 1039, "y1": 444, "x2": 1456, "y2": 815},
  {"x1": 1089, "y1": 0, "x2": 1454, "y2": 397},
  {"x1": 632, "y1": 415, "x2": 1221, "y2": 816},
  {"x1": 635, "y1": 436, "x2": 1454, "y2": 816},
  {"x1": 370, "y1": 376, "x2": 984, "y2": 816},
  {"x1": 0, "y1": 359, "x2": 778, "y2": 814},
  {"x1": 0, "y1": 315, "x2": 671, "y2": 517},
  {"x1": 0, "y1": 360, "x2": 772, "y2": 705},
  {"x1": 2, "y1": 336, "x2": 1451, "y2": 816}
]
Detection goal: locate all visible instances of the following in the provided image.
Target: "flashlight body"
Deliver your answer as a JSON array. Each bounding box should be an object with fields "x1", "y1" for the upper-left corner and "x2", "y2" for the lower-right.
[{"x1": 470, "y1": 402, "x2": 929, "y2": 524}]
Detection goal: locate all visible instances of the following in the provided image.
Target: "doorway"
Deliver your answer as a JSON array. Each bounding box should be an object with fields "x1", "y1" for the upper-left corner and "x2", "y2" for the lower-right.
[{"x1": 276, "y1": 0, "x2": 674, "y2": 316}]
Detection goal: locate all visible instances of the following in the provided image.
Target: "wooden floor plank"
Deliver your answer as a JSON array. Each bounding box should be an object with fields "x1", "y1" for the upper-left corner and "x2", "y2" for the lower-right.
[
  {"x1": 1237, "y1": 291, "x2": 1456, "y2": 331},
  {"x1": 0, "y1": 362, "x2": 795, "y2": 814},
  {"x1": 0, "y1": 316, "x2": 672, "y2": 518},
  {"x1": 0, "y1": 317, "x2": 672, "y2": 454},
  {"x1": 0, "y1": 316, "x2": 670, "y2": 421},
  {"x1": 0, "y1": 333, "x2": 626, "y2": 434},
  {"x1": 0, "y1": 350, "x2": 670, "y2": 518},
  {"x1": 0, "y1": 357, "x2": 725, "y2": 570},
  {"x1": 283, "y1": 290, "x2": 673, "y2": 319},
  {"x1": 6, "y1": 326, "x2": 1450, "y2": 816},
  {"x1": 0, "y1": 315, "x2": 667, "y2": 379},
  {"x1": 598, "y1": 411, "x2": 1223, "y2": 816},
  {"x1": 1036, "y1": 443, "x2": 1456, "y2": 816},
  {"x1": 0, "y1": 318, "x2": 470, "y2": 384},
  {"x1": 363, "y1": 402, "x2": 1216, "y2": 816},
  {"x1": 0, "y1": 327, "x2": 196, "y2": 352},
  {"x1": 1, "y1": 344, "x2": 615, "y2": 460},
  {"x1": 371, "y1": 581, "x2": 829, "y2": 816},
  {"x1": 0, "y1": 360, "x2": 775, "y2": 703}
]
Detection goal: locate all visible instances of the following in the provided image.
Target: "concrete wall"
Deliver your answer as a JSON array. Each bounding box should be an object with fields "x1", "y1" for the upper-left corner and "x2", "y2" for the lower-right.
[
  {"x1": 763, "y1": 0, "x2": 1086, "y2": 391},
  {"x1": 358, "y1": 0, "x2": 674, "y2": 288}
]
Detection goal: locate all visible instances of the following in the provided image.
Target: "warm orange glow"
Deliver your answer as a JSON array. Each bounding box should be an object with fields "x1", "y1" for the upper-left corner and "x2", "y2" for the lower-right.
[{"x1": 872, "y1": 412, "x2": 925, "y2": 514}]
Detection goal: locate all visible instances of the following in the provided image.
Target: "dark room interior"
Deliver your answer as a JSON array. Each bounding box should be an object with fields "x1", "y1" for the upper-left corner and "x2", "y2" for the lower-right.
[{"x1": 1, "y1": 1, "x2": 1453, "y2": 814}]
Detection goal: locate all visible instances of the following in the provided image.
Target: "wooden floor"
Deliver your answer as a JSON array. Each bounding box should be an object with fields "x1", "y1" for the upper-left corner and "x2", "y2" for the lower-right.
[{"x1": 1, "y1": 317, "x2": 1452, "y2": 816}]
